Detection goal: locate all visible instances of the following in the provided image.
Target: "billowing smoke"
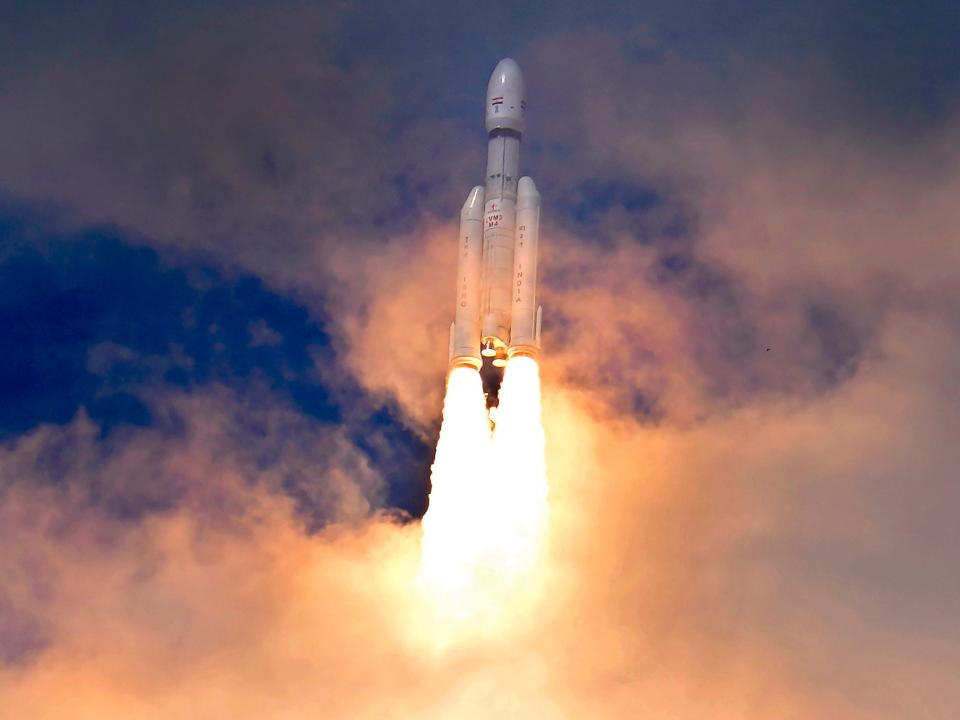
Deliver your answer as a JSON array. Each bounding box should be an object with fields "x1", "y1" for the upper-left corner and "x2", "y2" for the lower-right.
[{"x1": 1, "y1": 5, "x2": 959, "y2": 718}]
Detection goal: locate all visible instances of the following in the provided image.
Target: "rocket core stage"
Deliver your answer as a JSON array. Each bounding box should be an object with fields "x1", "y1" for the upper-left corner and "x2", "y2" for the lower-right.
[{"x1": 448, "y1": 58, "x2": 542, "y2": 409}]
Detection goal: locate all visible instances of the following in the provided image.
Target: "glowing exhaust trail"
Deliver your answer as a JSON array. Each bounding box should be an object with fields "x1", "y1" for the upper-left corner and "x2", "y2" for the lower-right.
[
  {"x1": 418, "y1": 358, "x2": 548, "y2": 627},
  {"x1": 417, "y1": 366, "x2": 491, "y2": 617},
  {"x1": 485, "y1": 356, "x2": 548, "y2": 585}
]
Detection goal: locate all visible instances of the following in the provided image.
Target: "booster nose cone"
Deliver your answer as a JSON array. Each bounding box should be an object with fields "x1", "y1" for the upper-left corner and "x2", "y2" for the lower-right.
[
  {"x1": 461, "y1": 185, "x2": 484, "y2": 219},
  {"x1": 485, "y1": 58, "x2": 525, "y2": 134}
]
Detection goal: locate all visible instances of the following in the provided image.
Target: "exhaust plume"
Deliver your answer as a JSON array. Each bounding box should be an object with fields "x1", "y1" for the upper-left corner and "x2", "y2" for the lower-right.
[{"x1": 418, "y1": 358, "x2": 549, "y2": 636}]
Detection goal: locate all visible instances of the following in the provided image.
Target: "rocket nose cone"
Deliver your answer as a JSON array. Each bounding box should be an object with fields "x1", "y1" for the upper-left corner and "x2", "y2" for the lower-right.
[
  {"x1": 488, "y1": 58, "x2": 524, "y2": 96},
  {"x1": 461, "y1": 185, "x2": 485, "y2": 218},
  {"x1": 491, "y1": 58, "x2": 522, "y2": 82},
  {"x1": 518, "y1": 176, "x2": 539, "y2": 197},
  {"x1": 486, "y1": 58, "x2": 526, "y2": 134}
]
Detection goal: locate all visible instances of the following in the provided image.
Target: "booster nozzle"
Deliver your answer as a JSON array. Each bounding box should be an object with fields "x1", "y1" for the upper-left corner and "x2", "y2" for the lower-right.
[
  {"x1": 449, "y1": 355, "x2": 482, "y2": 372},
  {"x1": 507, "y1": 344, "x2": 540, "y2": 361}
]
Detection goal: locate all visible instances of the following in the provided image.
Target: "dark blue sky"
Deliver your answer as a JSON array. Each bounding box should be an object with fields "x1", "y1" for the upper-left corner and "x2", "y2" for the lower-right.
[{"x1": 0, "y1": 198, "x2": 431, "y2": 523}]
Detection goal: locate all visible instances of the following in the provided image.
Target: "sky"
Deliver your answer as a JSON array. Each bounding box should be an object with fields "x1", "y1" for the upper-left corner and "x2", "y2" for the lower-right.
[{"x1": 1, "y1": 1, "x2": 959, "y2": 717}]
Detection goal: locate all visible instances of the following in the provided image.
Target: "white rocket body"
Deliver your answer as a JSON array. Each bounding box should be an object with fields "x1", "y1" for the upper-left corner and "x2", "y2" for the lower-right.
[
  {"x1": 449, "y1": 186, "x2": 485, "y2": 368},
  {"x1": 509, "y1": 177, "x2": 541, "y2": 354},
  {"x1": 449, "y1": 58, "x2": 542, "y2": 393}
]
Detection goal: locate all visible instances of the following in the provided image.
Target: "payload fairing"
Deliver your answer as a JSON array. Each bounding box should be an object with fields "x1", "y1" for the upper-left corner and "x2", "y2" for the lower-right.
[{"x1": 448, "y1": 58, "x2": 542, "y2": 408}]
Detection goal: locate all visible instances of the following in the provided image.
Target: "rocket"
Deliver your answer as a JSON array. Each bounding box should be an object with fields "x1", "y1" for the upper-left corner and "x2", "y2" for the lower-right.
[{"x1": 448, "y1": 58, "x2": 542, "y2": 409}]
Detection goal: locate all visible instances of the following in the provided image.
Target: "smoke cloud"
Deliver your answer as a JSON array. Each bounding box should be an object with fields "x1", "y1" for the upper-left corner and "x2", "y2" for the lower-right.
[{"x1": 1, "y1": 5, "x2": 959, "y2": 718}]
